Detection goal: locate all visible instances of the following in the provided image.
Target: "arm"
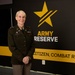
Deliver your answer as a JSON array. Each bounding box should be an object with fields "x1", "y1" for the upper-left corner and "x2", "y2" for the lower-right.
[
  {"x1": 27, "y1": 29, "x2": 35, "y2": 58},
  {"x1": 8, "y1": 28, "x2": 24, "y2": 62}
]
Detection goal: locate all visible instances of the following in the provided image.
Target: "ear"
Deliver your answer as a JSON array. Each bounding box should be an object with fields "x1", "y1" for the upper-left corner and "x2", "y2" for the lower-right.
[{"x1": 15, "y1": 16, "x2": 17, "y2": 21}]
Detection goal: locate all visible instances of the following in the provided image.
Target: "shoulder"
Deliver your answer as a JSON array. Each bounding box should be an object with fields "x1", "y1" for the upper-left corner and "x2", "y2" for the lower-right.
[
  {"x1": 25, "y1": 26, "x2": 32, "y2": 32},
  {"x1": 8, "y1": 25, "x2": 17, "y2": 30},
  {"x1": 9, "y1": 26, "x2": 14, "y2": 30},
  {"x1": 25, "y1": 26, "x2": 33, "y2": 31},
  {"x1": 25, "y1": 26, "x2": 31, "y2": 29},
  {"x1": 25, "y1": 26, "x2": 34, "y2": 35},
  {"x1": 8, "y1": 26, "x2": 16, "y2": 34}
]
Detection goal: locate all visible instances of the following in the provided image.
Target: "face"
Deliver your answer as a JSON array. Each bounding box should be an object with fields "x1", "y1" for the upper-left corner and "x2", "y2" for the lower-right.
[{"x1": 16, "y1": 11, "x2": 26, "y2": 28}]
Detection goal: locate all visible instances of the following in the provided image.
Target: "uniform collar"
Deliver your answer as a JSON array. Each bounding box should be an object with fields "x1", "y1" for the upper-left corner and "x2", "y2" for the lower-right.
[{"x1": 15, "y1": 25, "x2": 27, "y2": 33}]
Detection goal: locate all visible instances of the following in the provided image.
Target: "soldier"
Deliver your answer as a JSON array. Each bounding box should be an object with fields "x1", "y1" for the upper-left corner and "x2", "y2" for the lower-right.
[{"x1": 8, "y1": 10, "x2": 35, "y2": 75}]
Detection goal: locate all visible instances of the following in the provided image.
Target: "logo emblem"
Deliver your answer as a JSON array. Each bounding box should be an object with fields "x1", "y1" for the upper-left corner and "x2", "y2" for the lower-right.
[{"x1": 34, "y1": 1, "x2": 57, "y2": 27}]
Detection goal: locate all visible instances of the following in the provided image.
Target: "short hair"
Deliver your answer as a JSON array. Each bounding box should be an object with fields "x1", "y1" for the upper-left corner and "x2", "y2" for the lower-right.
[{"x1": 15, "y1": 10, "x2": 26, "y2": 17}]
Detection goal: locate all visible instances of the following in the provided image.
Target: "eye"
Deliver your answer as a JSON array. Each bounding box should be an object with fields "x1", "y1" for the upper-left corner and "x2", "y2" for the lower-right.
[
  {"x1": 22, "y1": 16, "x2": 25, "y2": 18},
  {"x1": 19, "y1": 16, "x2": 21, "y2": 18},
  {"x1": 22, "y1": 16, "x2": 26, "y2": 19},
  {"x1": 18, "y1": 15, "x2": 26, "y2": 19}
]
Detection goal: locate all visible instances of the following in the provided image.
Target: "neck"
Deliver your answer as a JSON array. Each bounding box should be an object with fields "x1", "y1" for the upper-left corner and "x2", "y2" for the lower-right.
[
  {"x1": 18, "y1": 26, "x2": 24, "y2": 30},
  {"x1": 17, "y1": 24, "x2": 24, "y2": 30}
]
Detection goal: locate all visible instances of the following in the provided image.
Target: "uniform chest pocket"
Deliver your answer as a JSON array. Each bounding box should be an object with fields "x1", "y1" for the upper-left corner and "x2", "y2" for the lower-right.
[
  {"x1": 27, "y1": 31, "x2": 32, "y2": 36},
  {"x1": 14, "y1": 33, "x2": 21, "y2": 38},
  {"x1": 14, "y1": 33, "x2": 24, "y2": 43}
]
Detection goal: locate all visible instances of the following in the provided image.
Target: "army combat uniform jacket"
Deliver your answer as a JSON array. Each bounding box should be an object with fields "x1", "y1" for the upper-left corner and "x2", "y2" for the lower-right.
[{"x1": 8, "y1": 25, "x2": 35, "y2": 64}]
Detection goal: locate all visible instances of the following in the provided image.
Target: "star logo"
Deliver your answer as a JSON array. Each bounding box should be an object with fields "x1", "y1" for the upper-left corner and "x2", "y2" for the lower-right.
[{"x1": 34, "y1": 1, "x2": 57, "y2": 27}]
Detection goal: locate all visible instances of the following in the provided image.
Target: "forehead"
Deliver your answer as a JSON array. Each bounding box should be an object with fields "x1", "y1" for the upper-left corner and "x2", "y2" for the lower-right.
[{"x1": 16, "y1": 11, "x2": 26, "y2": 17}]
